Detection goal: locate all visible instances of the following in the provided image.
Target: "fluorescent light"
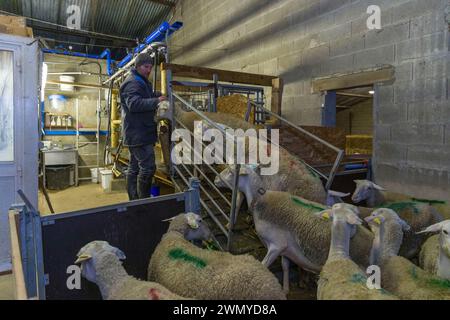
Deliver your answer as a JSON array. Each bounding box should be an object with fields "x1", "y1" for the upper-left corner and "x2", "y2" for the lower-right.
[{"x1": 369, "y1": 90, "x2": 375, "y2": 95}]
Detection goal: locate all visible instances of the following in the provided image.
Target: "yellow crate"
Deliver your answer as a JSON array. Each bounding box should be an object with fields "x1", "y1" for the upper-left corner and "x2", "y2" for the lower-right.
[{"x1": 346, "y1": 135, "x2": 373, "y2": 155}]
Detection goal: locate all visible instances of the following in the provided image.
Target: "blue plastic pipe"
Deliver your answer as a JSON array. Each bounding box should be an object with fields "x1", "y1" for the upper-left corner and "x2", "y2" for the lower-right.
[
  {"x1": 42, "y1": 48, "x2": 114, "y2": 75},
  {"x1": 116, "y1": 21, "x2": 183, "y2": 68}
]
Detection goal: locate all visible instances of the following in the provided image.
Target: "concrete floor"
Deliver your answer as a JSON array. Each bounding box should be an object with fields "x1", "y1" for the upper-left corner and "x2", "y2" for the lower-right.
[{"x1": 39, "y1": 182, "x2": 129, "y2": 215}]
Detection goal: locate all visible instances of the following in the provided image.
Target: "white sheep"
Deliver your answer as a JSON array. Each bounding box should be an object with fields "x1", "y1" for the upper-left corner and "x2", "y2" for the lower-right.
[
  {"x1": 316, "y1": 206, "x2": 398, "y2": 300},
  {"x1": 147, "y1": 212, "x2": 287, "y2": 300},
  {"x1": 217, "y1": 165, "x2": 374, "y2": 293},
  {"x1": 161, "y1": 102, "x2": 328, "y2": 208},
  {"x1": 352, "y1": 179, "x2": 450, "y2": 220},
  {"x1": 352, "y1": 180, "x2": 443, "y2": 259},
  {"x1": 418, "y1": 220, "x2": 450, "y2": 280},
  {"x1": 75, "y1": 241, "x2": 187, "y2": 300},
  {"x1": 365, "y1": 208, "x2": 450, "y2": 300}
]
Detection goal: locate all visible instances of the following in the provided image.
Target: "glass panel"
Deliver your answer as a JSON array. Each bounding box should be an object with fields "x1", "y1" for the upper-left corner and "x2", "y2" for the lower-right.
[{"x1": 0, "y1": 50, "x2": 14, "y2": 161}]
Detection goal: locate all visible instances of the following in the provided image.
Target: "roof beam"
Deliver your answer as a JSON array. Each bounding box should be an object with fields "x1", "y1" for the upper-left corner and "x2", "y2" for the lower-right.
[{"x1": 162, "y1": 63, "x2": 277, "y2": 86}]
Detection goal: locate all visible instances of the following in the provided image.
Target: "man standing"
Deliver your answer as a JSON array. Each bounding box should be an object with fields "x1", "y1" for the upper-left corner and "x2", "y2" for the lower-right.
[{"x1": 120, "y1": 53, "x2": 166, "y2": 200}]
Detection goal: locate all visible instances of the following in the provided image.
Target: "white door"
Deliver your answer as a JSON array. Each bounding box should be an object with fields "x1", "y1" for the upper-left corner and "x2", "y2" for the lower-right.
[{"x1": 0, "y1": 34, "x2": 38, "y2": 272}]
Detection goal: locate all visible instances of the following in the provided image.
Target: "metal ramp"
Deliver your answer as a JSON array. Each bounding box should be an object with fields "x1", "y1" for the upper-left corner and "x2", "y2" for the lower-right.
[{"x1": 164, "y1": 85, "x2": 361, "y2": 253}]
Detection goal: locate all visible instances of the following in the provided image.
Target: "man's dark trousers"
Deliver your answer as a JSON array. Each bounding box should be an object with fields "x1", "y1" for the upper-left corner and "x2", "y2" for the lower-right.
[{"x1": 127, "y1": 144, "x2": 156, "y2": 200}]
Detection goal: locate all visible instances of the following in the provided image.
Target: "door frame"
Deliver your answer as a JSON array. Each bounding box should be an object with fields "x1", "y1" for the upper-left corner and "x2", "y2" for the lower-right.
[{"x1": 0, "y1": 34, "x2": 38, "y2": 271}]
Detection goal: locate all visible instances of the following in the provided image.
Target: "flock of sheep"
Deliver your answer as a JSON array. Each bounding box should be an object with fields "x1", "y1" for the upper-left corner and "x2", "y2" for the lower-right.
[{"x1": 73, "y1": 106, "x2": 450, "y2": 300}]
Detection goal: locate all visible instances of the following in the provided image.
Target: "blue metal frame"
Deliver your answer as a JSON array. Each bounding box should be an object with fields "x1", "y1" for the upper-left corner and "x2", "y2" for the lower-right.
[
  {"x1": 117, "y1": 21, "x2": 183, "y2": 69},
  {"x1": 43, "y1": 130, "x2": 109, "y2": 136}
]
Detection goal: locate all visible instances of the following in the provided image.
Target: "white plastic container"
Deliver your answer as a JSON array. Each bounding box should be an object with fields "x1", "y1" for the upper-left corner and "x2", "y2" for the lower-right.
[
  {"x1": 90, "y1": 168, "x2": 99, "y2": 183},
  {"x1": 48, "y1": 94, "x2": 67, "y2": 111},
  {"x1": 59, "y1": 75, "x2": 75, "y2": 92},
  {"x1": 100, "y1": 169, "x2": 113, "y2": 192}
]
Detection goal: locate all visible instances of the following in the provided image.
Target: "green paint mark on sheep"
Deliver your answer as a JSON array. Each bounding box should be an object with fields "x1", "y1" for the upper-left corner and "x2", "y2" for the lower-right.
[
  {"x1": 427, "y1": 278, "x2": 450, "y2": 290},
  {"x1": 291, "y1": 196, "x2": 326, "y2": 213},
  {"x1": 350, "y1": 273, "x2": 366, "y2": 284},
  {"x1": 382, "y1": 202, "x2": 420, "y2": 215},
  {"x1": 412, "y1": 198, "x2": 447, "y2": 205},
  {"x1": 168, "y1": 248, "x2": 207, "y2": 269}
]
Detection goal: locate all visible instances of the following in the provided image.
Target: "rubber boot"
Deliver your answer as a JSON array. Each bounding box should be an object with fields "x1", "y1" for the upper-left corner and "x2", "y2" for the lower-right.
[
  {"x1": 126, "y1": 175, "x2": 139, "y2": 201},
  {"x1": 137, "y1": 176, "x2": 153, "y2": 199}
]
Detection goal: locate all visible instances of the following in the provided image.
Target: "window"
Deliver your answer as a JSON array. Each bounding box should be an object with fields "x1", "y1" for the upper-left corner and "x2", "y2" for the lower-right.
[{"x1": 0, "y1": 50, "x2": 14, "y2": 161}]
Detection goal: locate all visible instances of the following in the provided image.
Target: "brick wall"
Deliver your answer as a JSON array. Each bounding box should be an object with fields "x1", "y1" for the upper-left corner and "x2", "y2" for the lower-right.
[{"x1": 169, "y1": 0, "x2": 450, "y2": 200}]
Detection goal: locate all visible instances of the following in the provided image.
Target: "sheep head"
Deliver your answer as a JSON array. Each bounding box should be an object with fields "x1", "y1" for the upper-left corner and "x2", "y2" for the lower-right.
[
  {"x1": 75, "y1": 241, "x2": 126, "y2": 283},
  {"x1": 214, "y1": 164, "x2": 261, "y2": 191},
  {"x1": 352, "y1": 180, "x2": 385, "y2": 203},
  {"x1": 417, "y1": 220, "x2": 450, "y2": 258},
  {"x1": 365, "y1": 208, "x2": 411, "y2": 232},
  {"x1": 155, "y1": 100, "x2": 172, "y2": 121}
]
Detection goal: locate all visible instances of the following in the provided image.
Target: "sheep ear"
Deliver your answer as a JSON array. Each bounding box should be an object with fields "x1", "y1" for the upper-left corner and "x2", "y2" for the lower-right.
[
  {"x1": 114, "y1": 248, "x2": 126, "y2": 261},
  {"x1": 416, "y1": 221, "x2": 447, "y2": 234},
  {"x1": 162, "y1": 216, "x2": 176, "y2": 223},
  {"x1": 399, "y1": 219, "x2": 411, "y2": 232},
  {"x1": 328, "y1": 190, "x2": 350, "y2": 197},
  {"x1": 75, "y1": 254, "x2": 91, "y2": 264},
  {"x1": 346, "y1": 213, "x2": 363, "y2": 225},
  {"x1": 370, "y1": 182, "x2": 386, "y2": 191},
  {"x1": 316, "y1": 210, "x2": 332, "y2": 221}
]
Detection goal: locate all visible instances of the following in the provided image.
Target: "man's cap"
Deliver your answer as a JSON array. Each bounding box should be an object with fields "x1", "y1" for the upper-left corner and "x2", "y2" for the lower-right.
[{"x1": 135, "y1": 53, "x2": 153, "y2": 68}]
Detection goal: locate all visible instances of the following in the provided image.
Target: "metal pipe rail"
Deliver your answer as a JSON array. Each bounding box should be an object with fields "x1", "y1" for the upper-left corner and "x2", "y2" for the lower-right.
[
  {"x1": 171, "y1": 93, "x2": 243, "y2": 249},
  {"x1": 249, "y1": 100, "x2": 345, "y2": 189}
]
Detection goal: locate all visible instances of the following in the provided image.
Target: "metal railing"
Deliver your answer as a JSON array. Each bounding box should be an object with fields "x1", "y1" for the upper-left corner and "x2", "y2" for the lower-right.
[
  {"x1": 249, "y1": 100, "x2": 345, "y2": 190},
  {"x1": 169, "y1": 92, "x2": 242, "y2": 251},
  {"x1": 167, "y1": 87, "x2": 345, "y2": 251}
]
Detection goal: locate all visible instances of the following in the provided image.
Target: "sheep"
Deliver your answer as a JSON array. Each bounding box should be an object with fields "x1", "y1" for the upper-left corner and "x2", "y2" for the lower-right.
[
  {"x1": 352, "y1": 180, "x2": 443, "y2": 259},
  {"x1": 418, "y1": 220, "x2": 450, "y2": 280},
  {"x1": 316, "y1": 206, "x2": 398, "y2": 300},
  {"x1": 160, "y1": 101, "x2": 328, "y2": 206},
  {"x1": 365, "y1": 208, "x2": 450, "y2": 300},
  {"x1": 218, "y1": 165, "x2": 374, "y2": 292},
  {"x1": 74, "y1": 241, "x2": 187, "y2": 300},
  {"x1": 147, "y1": 212, "x2": 287, "y2": 300},
  {"x1": 352, "y1": 179, "x2": 450, "y2": 220}
]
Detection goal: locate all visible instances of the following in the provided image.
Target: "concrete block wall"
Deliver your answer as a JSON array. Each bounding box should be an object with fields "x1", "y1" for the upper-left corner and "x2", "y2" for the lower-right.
[{"x1": 169, "y1": 0, "x2": 450, "y2": 201}]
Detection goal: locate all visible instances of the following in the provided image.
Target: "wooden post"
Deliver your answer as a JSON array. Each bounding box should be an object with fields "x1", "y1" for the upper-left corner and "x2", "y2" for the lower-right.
[
  {"x1": 271, "y1": 78, "x2": 284, "y2": 126},
  {"x1": 110, "y1": 92, "x2": 120, "y2": 149},
  {"x1": 161, "y1": 63, "x2": 167, "y2": 96},
  {"x1": 9, "y1": 211, "x2": 28, "y2": 300}
]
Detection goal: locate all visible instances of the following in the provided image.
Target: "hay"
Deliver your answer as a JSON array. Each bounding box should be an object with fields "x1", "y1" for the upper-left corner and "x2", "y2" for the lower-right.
[
  {"x1": 217, "y1": 95, "x2": 254, "y2": 123},
  {"x1": 346, "y1": 135, "x2": 373, "y2": 155}
]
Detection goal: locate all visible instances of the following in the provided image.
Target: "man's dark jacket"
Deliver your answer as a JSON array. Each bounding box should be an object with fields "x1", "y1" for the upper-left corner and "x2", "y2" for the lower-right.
[{"x1": 120, "y1": 68, "x2": 161, "y2": 147}]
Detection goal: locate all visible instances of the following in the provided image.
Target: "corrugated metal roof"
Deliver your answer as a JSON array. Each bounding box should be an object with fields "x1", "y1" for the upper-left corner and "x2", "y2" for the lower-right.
[{"x1": 0, "y1": 0, "x2": 177, "y2": 56}]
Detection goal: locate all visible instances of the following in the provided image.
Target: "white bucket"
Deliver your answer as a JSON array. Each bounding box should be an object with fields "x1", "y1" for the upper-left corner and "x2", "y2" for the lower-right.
[
  {"x1": 100, "y1": 169, "x2": 113, "y2": 192},
  {"x1": 90, "y1": 168, "x2": 99, "y2": 183},
  {"x1": 60, "y1": 75, "x2": 75, "y2": 92}
]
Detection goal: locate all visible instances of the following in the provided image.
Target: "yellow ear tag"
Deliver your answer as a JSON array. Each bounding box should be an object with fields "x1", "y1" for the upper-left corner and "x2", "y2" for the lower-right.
[
  {"x1": 322, "y1": 211, "x2": 330, "y2": 221},
  {"x1": 374, "y1": 217, "x2": 382, "y2": 225}
]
